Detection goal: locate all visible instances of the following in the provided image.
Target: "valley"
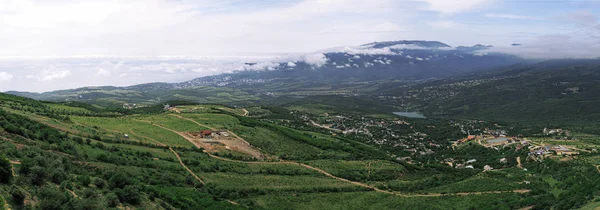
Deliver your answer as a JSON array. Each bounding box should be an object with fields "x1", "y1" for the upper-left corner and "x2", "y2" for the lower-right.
[
  {"x1": 2, "y1": 0, "x2": 600, "y2": 208},
  {"x1": 1, "y1": 42, "x2": 600, "y2": 210},
  {"x1": 1, "y1": 86, "x2": 599, "y2": 209}
]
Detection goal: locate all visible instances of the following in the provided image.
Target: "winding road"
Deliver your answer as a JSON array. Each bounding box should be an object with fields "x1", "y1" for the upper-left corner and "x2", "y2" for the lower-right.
[{"x1": 142, "y1": 116, "x2": 531, "y2": 198}]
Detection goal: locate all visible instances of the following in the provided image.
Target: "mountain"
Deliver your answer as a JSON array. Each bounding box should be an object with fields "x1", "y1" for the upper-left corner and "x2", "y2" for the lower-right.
[
  {"x1": 361, "y1": 40, "x2": 451, "y2": 48},
  {"x1": 182, "y1": 40, "x2": 523, "y2": 88},
  {"x1": 7, "y1": 40, "x2": 526, "y2": 105},
  {"x1": 376, "y1": 59, "x2": 600, "y2": 125}
]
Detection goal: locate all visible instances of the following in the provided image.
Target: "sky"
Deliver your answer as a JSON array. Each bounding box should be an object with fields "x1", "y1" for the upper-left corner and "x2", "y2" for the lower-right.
[{"x1": 1, "y1": 0, "x2": 600, "y2": 92}]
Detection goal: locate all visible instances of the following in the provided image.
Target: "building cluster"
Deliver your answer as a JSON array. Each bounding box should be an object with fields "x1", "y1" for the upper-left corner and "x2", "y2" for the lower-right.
[
  {"x1": 189, "y1": 130, "x2": 230, "y2": 139},
  {"x1": 529, "y1": 145, "x2": 579, "y2": 158}
]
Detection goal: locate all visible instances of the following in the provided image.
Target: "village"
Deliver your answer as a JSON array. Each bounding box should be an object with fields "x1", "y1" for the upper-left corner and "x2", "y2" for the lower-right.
[
  {"x1": 448, "y1": 127, "x2": 589, "y2": 170},
  {"x1": 290, "y1": 109, "x2": 595, "y2": 169}
]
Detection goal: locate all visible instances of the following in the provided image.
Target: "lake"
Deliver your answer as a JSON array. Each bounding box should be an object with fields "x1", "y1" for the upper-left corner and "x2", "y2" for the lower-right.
[{"x1": 392, "y1": 112, "x2": 426, "y2": 119}]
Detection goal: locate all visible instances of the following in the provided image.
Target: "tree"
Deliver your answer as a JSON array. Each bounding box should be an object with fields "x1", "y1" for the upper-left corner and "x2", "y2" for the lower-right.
[
  {"x1": 0, "y1": 154, "x2": 12, "y2": 184},
  {"x1": 29, "y1": 166, "x2": 46, "y2": 186},
  {"x1": 10, "y1": 185, "x2": 26, "y2": 205},
  {"x1": 115, "y1": 185, "x2": 141, "y2": 204},
  {"x1": 105, "y1": 193, "x2": 119, "y2": 207},
  {"x1": 93, "y1": 178, "x2": 106, "y2": 189},
  {"x1": 108, "y1": 171, "x2": 132, "y2": 189},
  {"x1": 78, "y1": 175, "x2": 91, "y2": 186}
]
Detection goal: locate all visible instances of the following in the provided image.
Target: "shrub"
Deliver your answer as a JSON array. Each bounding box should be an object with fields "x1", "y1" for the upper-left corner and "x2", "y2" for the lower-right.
[
  {"x1": 10, "y1": 185, "x2": 26, "y2": 205},
  {"x1": 0, "y1": 155, "x2": 12, "y2": 184}
]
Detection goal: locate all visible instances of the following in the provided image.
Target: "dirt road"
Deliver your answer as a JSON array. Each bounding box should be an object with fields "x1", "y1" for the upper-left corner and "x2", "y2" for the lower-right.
[
  {"x1": 9, "y1": 160, "x2": 19, "y2": 177},
  {"x1": 150, "y1": 121, "x2": 530, "y2": 197},
  {"x1": 167, "y1": 114, "x2": 263, "y2": 159},
  {"x1": 170, "y1": 147, "x2": 205, "y2": 185},
  {"x1": 206, "y1": 153, "x2": 529, "y2": 197},
  {"x1": 310, "y1": 120, "x2": 342, "y2": 132}
]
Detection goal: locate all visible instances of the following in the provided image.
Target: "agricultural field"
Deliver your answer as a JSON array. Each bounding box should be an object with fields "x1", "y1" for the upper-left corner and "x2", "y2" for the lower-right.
[
  {"x1": 132, "y1": 114, "x2": 210, "y2": 132},
  {"x1": 1, "y1": 92, "x2": 599, "y2": 209},
  {"x1": 242, "y1": 191, "x2": 527, "y2": 210},
  {"x1": 302, "y1": 159, "x2": 406, "y2": 182},
  {"x1": 70, "y1": 116, "x2": 193, "y2": 147}
]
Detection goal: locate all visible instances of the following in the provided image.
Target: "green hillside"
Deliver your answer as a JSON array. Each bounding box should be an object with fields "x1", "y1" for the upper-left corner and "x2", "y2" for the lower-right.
[{"x1": 0, "y1": 92, "x2": 599, "y2": 209}]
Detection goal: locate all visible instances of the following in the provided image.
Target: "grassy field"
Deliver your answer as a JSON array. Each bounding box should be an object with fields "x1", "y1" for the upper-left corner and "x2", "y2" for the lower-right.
[
  {"x1": 303, "y1": 159, "x2": 406, "y2": 181},
  {"x1": 177, "y1": 150, "x2": 321, "y2": 176},
  {"x1": 201, "y1": 173, "x2": 363, "y2": 193},
  {"x1": 71, "y1": 116, "x2": 193, "y2": 147},
  {"x1": 232, "y1": 126, "x2": 332, "y2": 159},
  {"x1": 243, "y1": 191, "x2": 526, "y2": 210},
  {"x1": 579, "y1": 201, "x2": 600, "y2": 210},
  {"x1": 179, "y1": 113, "x2": 240, "y2": 130},
  {"x1": 133, "y1": 114, "x2": 210, "y2": 131},
  {"x1": 287, "y1": 104, "x2": 337, "y2": 115}
]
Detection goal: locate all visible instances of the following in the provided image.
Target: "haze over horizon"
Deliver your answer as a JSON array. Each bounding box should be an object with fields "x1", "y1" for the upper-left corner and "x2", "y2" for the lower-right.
[{"x1": 1, "y1": 0, "x2": 600, "y2": 92}]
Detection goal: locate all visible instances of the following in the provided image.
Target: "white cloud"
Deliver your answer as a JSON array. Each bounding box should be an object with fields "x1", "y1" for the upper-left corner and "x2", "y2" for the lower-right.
[
  {"x1": 95, "y1": 68, "x2": 111, "y2": 76},
  {"x1": 287, "y1": 62, "x2": 297, "y2": 67},
  {"x1": 239, "y1": 62, "x2": 280, "y2": 71},
  {"x1": 417, "y1": 0, "x2": 493, "y2": 14},
  {"x1": 303, "y1": 53, "x2": 328, "y2": 67},
  {"x1": 563, "y1": 10, "x2": 598, "y2": 26},
  {"x1": 427, "y1": 20, "x2": 462, "y2": 29},
  {"x1": 27, "y1": 66, "x2": 72, "y2": 81},
  {"x1": 484, "y1": 35, "x2": 600, "y2": 59},
  {"x1": 0, "y1": 0, "x2": 405, "y2": 56},
  {"x1": 0, "y1": 72, "x2": 14, "y2": 81},
  {"x1": 485, "y1": 13, "x2": 537, "y2": 20}
]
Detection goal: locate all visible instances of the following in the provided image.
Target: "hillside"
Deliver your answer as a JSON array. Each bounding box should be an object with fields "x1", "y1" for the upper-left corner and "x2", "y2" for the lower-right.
[
  {"x1": 0, "y1": 93, "x2": 599, "y2": 209},
  {"x1": 6, "y1": 40, "x2": 525, "y2": 106},
  {"x1": 377, "y1": 59, "x2": 600, "y2": 126}
]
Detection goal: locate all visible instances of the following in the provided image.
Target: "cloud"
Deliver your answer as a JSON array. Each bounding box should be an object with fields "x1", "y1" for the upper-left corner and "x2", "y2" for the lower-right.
[
  {"x1": 95, "y1": 68, "x2": 111, "y2": 76},
  {"x1": 417, "y1": 0, "x2": 493, "y2": 14},
  {"x1": 27, "y1": 66, "x2": 72, "y2": 81},
  {"x1": 427, "y1": 20, "x2": 463, "y2": 29},
  {"x1": 239, "y1": 62, "x2": 280, "y2": 71},
  {"x1": 484, "y1": 35, "x2": 600, "y2": 59},
  {"x1": 0, "y1": 72, "x2": 14, "y2": 81},
  {"x1": 563, "y1": 10, "x2": 598, "y2": 26},
  {"x1": 287, "y1": 62, "x2": 297, "y2": 67},
  {"x1": 328, "y1": 46, "x2": 397, "y2": 55},
  {"x1": 303, "y1": 53, "x2": 328, "y2": 67},
  {"x1": 485, "y1": 13, "x2": 537, "y2": 20}
]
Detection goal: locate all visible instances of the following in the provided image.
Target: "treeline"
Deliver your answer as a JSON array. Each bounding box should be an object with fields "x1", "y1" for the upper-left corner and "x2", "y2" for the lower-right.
[
  {"x1": 524, "y1": 157, "x2": 600, "y2": 209},
  {"x1": 0, "y1": 109, "x2": 68, "y2": 144}
]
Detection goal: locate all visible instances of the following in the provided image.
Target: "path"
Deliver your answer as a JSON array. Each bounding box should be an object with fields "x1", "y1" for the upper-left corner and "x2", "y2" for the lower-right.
[
  {"x1": 167, "y1": 114, "x2": 263, "y2": 159},
  {"x1": 149, "y1": 120, "x2": 531, "y2": 197},
  {"x1": 596, "y1": 165, "x2": 600, "y2": 175},
  {"x1": 310, "y1": 120, "x2": 342, "y2": 133},
  {"x1": 125, "y1": 123, "x2": 205, "y2": 185},
  {"x1": 242, "y1": 108, "x2": 249, "y2": 117},
  {"x1": 169, "y1": 147, "x2": 205, "y2": 185},
  {"x1": 66, "y1": 188, "x2": 79, "y2": 199},
  {"x1": 128, "y1": 128, "x2": 167, "y2": 147},
  {"x1": 9, "y1": 160, "x2": 20, "y2": 177},
  {"x1": 517, "y1": 157, "x2": 523, "y2": 169}
]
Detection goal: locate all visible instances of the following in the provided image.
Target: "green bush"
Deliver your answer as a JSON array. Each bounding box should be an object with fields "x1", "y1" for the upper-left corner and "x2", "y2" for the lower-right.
[
  {"x1": 0, "y1": 154, "x2": 11, "y2": 184},
  {"x1": 10, "y1": 185, "x2": 26, "y2": 205}
]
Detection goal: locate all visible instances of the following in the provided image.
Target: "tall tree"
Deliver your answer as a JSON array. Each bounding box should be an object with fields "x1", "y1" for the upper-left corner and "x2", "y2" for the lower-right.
[{"x1": 0, "y1": 154, "x2": 12, "y2": 184}]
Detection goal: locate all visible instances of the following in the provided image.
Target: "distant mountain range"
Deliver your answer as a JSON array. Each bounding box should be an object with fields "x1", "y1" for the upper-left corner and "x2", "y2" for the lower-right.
[
  {"x1": 7, "y1": 40, "x2": 527, "y2": 105},
  {"x1": 377, "y1": 59, "x2": 600, "y2": 124}
]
